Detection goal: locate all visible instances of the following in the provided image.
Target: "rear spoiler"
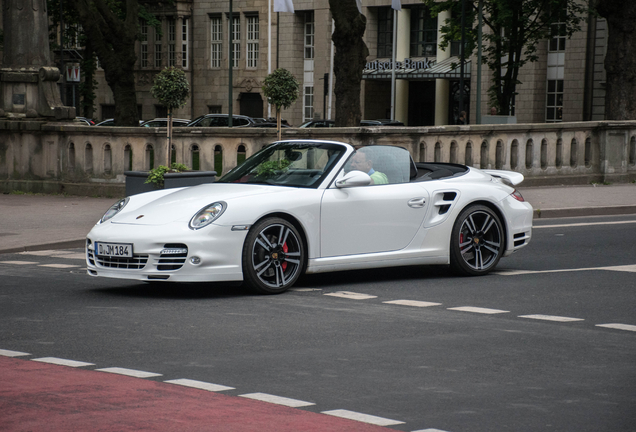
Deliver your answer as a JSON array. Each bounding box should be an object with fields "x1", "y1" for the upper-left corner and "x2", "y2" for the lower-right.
[{"x1": 483, "y1": 170, "x2": 524, "y2": 186}]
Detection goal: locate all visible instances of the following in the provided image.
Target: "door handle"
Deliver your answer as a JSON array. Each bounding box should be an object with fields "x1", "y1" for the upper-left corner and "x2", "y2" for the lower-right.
[{"x1": 408, "y1": 198, "x2": 426, "y2": 208}]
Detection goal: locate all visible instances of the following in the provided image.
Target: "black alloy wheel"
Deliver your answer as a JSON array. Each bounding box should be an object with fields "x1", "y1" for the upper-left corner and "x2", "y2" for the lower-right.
[
  {"x1": 450, "y1": 204, "x2": 504, "y2": 276},
  {"x1": 242, "y1": 217, "x2": 304, "y2": 294}
]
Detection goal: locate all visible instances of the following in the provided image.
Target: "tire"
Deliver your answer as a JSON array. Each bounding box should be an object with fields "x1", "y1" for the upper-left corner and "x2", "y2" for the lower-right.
[
  {"x1": 242, "y1": 217, "x2": 305, "y2": 294},
  {"x1": 450, "y1": 205, "x2": 504, "y2": 276}
]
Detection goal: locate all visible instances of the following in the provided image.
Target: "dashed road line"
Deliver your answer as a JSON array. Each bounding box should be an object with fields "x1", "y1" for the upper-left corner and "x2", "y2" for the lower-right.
[
  {"x1": 31, "y1": 357, "x2": 94, "y2": 367},
  {"x1": 239, "y1": 392, "x2": 315, "y2": 407},
  {"x1": 447, "y1": 306, "x2": 509, "y2": 314},
  {"x1": 596, "y1": 323, "x2": 636, "y2": 332},
  {"x1": 164, "y1": 378, "x2": 235, "y2": 392},
  {"x1": 321, "y1": 409, "x2": 405, "y2": 426},
  {"x1": 38, "y1": 264, "x2": 81, "y2": 269},
  {"x1": 519, "y1": 314, "x2": 584, "y2": 322},
  {"x1": 383, "y1": 300, "x2": 442, "y2": 307},
  {"x1": 0, "y1": 349, "x2": 30, "y2": 357},
  {"x1": 324, "y1": 291, "x2": 378, "y2": 300},
  {"x1": 95, "y1": 367, "x2": 162, "y2": 378},
  {"x1": 0, "y1": 261, "x2": 39, "y2": 265}
]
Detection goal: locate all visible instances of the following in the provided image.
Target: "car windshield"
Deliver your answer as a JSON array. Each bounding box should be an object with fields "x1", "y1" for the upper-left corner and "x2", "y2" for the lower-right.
[{"x1": 218, "y1": 142, "x2": 347, "y2": 188}]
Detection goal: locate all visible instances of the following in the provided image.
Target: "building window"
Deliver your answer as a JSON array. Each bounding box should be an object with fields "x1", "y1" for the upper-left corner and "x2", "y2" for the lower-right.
[
  {"x1": 546, "y1": 16, "x2": 565, "y2": 123},
  {"x1": 304, "y1": 86, "x2": 314, "y2": 121},
  {"x1": 168, "y1": 17, "x2": 176, "y2": 67},
  {"x1": 208, "y1": 105, "x2": 222, "y2": 113},
  {"x1": 140, "y1": 20, "x2": 148, "y2": 68},
  {"x1": 304, "y1": 12, "x2": 314, "y2": 59},
  {"x1": 182, "y1": 18, "x2": 189, "y2": 69},
  {"x1": 232, "y1": 16, "x2": 241, "y2": 68},
  {"x1": 154, "y1": 21, "x2": 163, "y2": 68},
  {"x1": 410, "y1": 7, "x2": 437, "y2": 57},
  {"x1": 377, "y1": 7, "x2": 393, "y2": 58},
  {"x1": 246, "y1": 15, "x2": 259, "y2": 69},
  {"x1": 210, "y1": 16, "x2": 222, "y2": 68}
]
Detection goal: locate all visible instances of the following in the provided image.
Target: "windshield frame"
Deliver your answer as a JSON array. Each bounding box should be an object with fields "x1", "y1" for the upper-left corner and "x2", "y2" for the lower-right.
[{"x1": 217, "y1": 141, "x2": 349, "y2": 189}]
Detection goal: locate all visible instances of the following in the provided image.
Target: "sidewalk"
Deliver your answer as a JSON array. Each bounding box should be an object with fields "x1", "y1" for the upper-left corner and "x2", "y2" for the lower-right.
[{"x1": 1, "y1": 183, "x2": 636, "y2": 254}]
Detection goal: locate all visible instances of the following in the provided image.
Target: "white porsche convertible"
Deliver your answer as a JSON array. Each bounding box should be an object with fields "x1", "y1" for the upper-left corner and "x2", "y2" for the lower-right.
[{"x1": 86, "y1": 140, "x2": 533, "y2": 294}]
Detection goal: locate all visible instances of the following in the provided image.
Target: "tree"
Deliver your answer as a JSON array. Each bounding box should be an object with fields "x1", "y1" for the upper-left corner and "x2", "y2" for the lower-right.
[
  {"x1": 151, "y1": 67, "x2": 190, "y2": 166},
  {"x1": 329, "y1": 0, "x2": 369, "y2": 126},
  {"x1": 74, "y1": 0, "x2": 140, "y2": 126},
  {"x1": 426, "y1": 0, "x2": 587, "y2": 116},
  {"x1": 262, "y1": 68, "x2": 300, "y2": 141},
  {"x1": 594, "y1": 0, "x2": 636, "y2": 120}
]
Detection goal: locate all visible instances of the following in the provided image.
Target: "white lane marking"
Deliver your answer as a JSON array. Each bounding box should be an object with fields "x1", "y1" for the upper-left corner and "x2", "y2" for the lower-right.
[
  {"x1": 31, "y1": 357, "x2": 94, "y2": 367},
  {"x1": 38, "y1": 264, "x2": 81, "y2": 269},
  {"x1": 519, "y1": 315, "x2": 584, "y2": 322},
  {"x1": 324, "y1": 291, "x2": 378, "y2": 300},
  {"x1": 412, "y1": 429, "x2": 451, "y2": 432},
  {"x1": 534, "y1": 220, "x2": 636, "y2": 229},
  {"x1": 0, "y1": 261, "x2": 39, "y2": 265},
  {"x1": 291, "y1": 288, "x2": 322, "y2": 292},
  {"x1": 384, "y1": 300, "x2": 442, "y2": 308},
  {"x1": 321, "y1": 409, "x2": 405, "y2": 426},
  {"x1": 19, "y1": 250, "x2": 75, "y2": 257},
  {"x1": 448, "y1": 306, "x2": 509, "y2": 314},
  {"x1": 95, "y1": 367, "x2": 162, "y2": 378},
  {"x1": 239, "y1": 393, "x2": 315, "y2": 407},
  {"x1": 0, "y1": 349, "x2": 30, "y2": 357},
  {"x1": 596, "y1": 323, "x2": 636, "y2": 332},
  {"x1": 164, "y1": 378, "x2": 235, "y2": 392},
  {"x1": 494, "y1": 264, "x2": 636, "y2": 276}
]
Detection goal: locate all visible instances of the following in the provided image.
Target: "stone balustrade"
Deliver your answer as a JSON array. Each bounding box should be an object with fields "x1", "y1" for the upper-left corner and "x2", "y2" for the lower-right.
[{"x1": 1, "y1": 120, "x2": 635, "y2": 195}]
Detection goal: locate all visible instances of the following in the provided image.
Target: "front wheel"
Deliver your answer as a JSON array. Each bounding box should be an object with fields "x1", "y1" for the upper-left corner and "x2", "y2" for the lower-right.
[
  {"x1": 242, "y1": 217, "x2": 305, "y2": 294},
  {"x1": 450, "y1": 205, "x2": 504, "y2": 276}
]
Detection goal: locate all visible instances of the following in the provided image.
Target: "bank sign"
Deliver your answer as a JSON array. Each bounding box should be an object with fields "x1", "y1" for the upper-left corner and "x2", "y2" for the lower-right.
[{"x1": 365, "y1": 58, "x2": 434, "y2": 72}]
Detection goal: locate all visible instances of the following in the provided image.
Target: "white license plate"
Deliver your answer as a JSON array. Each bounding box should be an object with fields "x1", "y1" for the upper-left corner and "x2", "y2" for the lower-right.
[{"x1": 95, "y1": 242, "x2": 133, "y2": 258}]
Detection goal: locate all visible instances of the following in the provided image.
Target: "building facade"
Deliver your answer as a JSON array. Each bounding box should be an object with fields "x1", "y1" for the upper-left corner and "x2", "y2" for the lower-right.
[{"x1": 51, "y1": 0, "x2": 608, "y2": 127}]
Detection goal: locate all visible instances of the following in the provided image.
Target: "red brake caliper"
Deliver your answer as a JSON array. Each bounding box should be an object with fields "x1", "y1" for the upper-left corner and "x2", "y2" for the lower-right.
[{"x1": 281, "y1": 243, "x2": 288, "y2": 271}]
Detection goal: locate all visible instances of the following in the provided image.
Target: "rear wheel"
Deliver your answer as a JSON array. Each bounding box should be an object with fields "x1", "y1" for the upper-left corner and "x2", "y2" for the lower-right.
[
  {"x1": 450, "y1": 205, "x2": 504, "y2": 276},
  {"x1": 242, "y1": 217, "x2": 304, "y2": 294}
]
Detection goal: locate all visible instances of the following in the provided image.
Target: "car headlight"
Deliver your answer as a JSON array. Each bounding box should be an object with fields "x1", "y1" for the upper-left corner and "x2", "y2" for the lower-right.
[
  {"x1": 189, "y1": 202, "x2": 227, "y2": 230},
  {"x1": 99, "y1": 197, "x2": 129, "y2": 224}
]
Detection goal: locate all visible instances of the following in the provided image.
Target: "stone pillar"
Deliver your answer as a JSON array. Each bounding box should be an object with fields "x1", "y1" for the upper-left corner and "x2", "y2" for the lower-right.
[{"x1": 0, "y1": 0, "x2": 75, "y2": 119}]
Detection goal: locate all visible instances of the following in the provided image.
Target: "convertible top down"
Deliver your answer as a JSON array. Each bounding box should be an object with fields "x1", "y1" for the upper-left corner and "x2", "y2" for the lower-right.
[{"x1": 86, "y1": 140, "x2": 533, "y2": 294}]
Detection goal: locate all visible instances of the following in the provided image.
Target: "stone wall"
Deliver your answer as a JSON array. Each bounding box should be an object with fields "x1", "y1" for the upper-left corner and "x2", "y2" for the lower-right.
[{"x1": 1, "y1": 121, "x2": 636, "y2": 196}]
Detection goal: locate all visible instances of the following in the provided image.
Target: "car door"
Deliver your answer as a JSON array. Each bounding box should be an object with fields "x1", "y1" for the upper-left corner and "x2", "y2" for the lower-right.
[{"x1": 320, "y1": 146, "x2": 429, "y2": 257}]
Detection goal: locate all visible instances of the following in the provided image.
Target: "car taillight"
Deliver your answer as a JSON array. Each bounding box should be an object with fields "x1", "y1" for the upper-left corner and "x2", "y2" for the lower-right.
[{"x1": 510, "y1": 189, "x2": 525, "y2": 202}]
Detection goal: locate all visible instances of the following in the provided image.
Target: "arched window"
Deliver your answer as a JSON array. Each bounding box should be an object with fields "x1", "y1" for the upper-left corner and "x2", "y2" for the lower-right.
[
  {"x1": 630, "y1": 136, "x2": 636, "y2": 166},
  {"x1": 495, "y1": 140, "x2": 503, "y2": 169},
  {"x1": 237, "y1": 145, "x2": 246, "y2": 166},
  {"x1": 584, "y1": 137, "x2": 592, "y2": 168},
  {"x1": 510, "y1": 140, "x2": 519, "y2": 169},
  {"x1": 124, "y1": 145, "x2": 132, "y2": 171},
  {"x1": 145, "y1": 144, "x2": 155, "y2": 170},
  {"x1": 68, "y1": 143, "x2": 76, "y2": 170},
  {"x1": 556, "y1": 138, "x2": 563, "y2": 169},
  {"x1": 465, "y1": 142, "x2": 473, "y2": 166},
  {"x1": 480, "y1": 141, "x2": 489, "y2": 169},
  {"x1": 450, "y1": 141, "x2": 458, "y2": 164},
  {"x1": 104, "y1": 144, "x2": 112, "y2": 174},
  {"x1": 434, "y1": 142, "x2": 441, "y2": 162},
  {"x1": 191, "y1": 144, "x2": 200, "y2": 170},
  {"x1": 419, "y1": 142, "x2": 427, "y2": 162},
  {"x1": 525, "y1": 140, "x2": 533, "y2": 169},
  {"x1": 540, "y1": 139, "x2": 548, "y2": 170},
  {"x1": 85, "y1": 143, "x2": 93, "y2": 173},
  {"x1": 570, "y1": 138, "x2": 578, "y2": 168},
  {"x1": 214, "y1": 145, "x2": 223, "y2": 175}
]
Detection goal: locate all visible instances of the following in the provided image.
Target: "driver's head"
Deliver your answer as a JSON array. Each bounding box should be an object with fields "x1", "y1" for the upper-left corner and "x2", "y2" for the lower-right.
[{"x1": 350, "y1": 151, "x2": 373, "y2": 173}]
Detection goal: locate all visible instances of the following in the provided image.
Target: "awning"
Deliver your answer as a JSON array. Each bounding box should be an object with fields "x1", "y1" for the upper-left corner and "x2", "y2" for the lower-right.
[{"x1": 362, "y1": 56, "x2": 471, "y2": 81}]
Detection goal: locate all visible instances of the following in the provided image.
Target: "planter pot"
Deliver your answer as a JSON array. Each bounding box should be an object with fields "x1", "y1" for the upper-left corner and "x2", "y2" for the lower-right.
[{"x1": 124, "y1": 171, "x2": 217, "y2": 196}]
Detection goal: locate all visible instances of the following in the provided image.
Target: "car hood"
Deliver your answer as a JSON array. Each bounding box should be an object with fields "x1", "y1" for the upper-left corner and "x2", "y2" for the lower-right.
[{"x1": 112, "y1": 183, "x2": 288, "y2": 226}]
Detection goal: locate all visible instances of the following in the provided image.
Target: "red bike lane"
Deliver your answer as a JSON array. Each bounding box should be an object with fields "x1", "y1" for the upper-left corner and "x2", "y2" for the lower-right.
[{"x1": 0, "y1": 356, "x2": 396, "y2": 431}]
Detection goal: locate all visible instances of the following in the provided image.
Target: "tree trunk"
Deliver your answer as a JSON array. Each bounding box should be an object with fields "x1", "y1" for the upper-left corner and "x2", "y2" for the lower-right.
[
  {"x1": 75, "y1": 0, "x2": 140, "y2": 126},
  {"x1": 328, "y1": 0, "x2": 369, "y2": 127},
  {"x1": 596, "y1": 0, "x2": 636, "y2": 120}
]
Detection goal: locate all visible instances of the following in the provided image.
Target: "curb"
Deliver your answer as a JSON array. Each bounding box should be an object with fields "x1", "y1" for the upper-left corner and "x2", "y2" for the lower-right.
[
  {"x1": 533, "y1": 205, "x2": 636, "y2": 219},
  {"x1": 0, "y1": 239, "x2": 86, "y2": 255}
]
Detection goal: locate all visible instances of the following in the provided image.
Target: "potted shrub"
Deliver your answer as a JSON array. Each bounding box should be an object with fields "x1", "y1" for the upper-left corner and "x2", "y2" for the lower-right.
[{"x1": 262, "y1": 68, "x2": 299, "y2": 141}]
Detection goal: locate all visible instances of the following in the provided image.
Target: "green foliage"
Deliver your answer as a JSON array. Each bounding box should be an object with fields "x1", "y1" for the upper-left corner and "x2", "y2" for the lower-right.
[
  {"x1": 145, "y1": 163, "x2": 189, "y2": 188},
  {"x1": 151, "y1": 67, "x2": 191, "y2": 110},
  {"x1": 262, "y1": 69, "x2": 300, "y2": 110},
  {"x1": 425, "y1": 0, "x2": 588, "y2": 114},
  {"x1": 256, "y1": 159, "x2": 291, "y2": 179}
]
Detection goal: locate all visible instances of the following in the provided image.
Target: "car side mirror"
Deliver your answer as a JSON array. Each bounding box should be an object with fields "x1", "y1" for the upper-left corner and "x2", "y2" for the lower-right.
[{"x1": 335, "y1": 170, "x2": 372, "y2": 188}]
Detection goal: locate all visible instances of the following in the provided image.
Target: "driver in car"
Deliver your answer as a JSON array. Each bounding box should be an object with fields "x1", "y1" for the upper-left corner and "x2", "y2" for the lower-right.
[{"x1": 349, "y1": 150, "x2": 389, "y2": 185}]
